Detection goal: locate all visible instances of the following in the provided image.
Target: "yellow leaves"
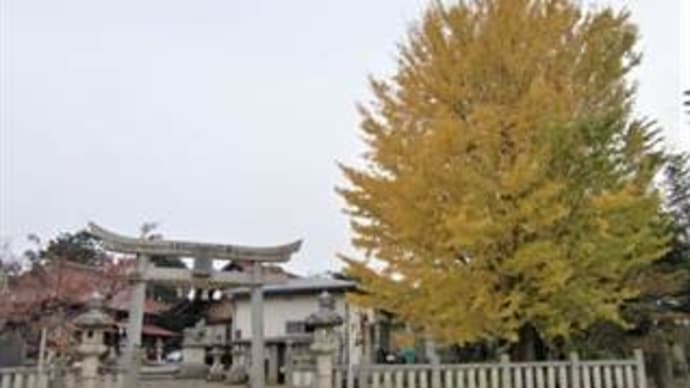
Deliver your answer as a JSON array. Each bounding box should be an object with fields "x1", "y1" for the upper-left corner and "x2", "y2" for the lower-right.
[
  {"x1": 339, "y1": 0, "x2": 669, "y2": 347},
  {"x1": 590, "y1": 183, "x2": 638, "y2": 212},
  {"x1": 518, "y1": 183, "x2": 569, "y2": 226},
  {"x1": 444, "y1": 206, "x2": 493, "y2": 248},
  {"x1": 392, "y1": 330, "x2": 416, "y2": 349},
  {"x1": 498, "y1": 152, "x2": 544, "y2": 195},
  {"x1": 502, "y1": 241, "x2": 572, "y2": 319}
]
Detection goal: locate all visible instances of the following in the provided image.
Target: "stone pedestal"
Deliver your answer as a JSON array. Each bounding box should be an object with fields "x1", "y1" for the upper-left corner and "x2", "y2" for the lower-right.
[
  {"x1": 226, "y1": 344, "x2": 249, "y2": 384},
  {"x1": 306, "y1": 292, "x2": 344, "y2": 388},
  {"x1": 207, "y1": 347, "x2": 225, "y2": 381},
  {"x1": 312, "y1": 330, "x2": 338, "y2": 388},
  {"x1": 178, "y1": 345, "x2": 208, "y2": 378},
  {"x1": 74, "y1": 293, "x2": 113, "y2": 388},
  {"x1": 179, "y1": 320, "x2": 209, "y2": 378},
  {"x1": 182, "y1": 345, "x2": 206, "y2": 364}
]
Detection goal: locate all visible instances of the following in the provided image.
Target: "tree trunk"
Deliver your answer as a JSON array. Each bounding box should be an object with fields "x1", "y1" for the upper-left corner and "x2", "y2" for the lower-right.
[{"x1": 515, "y1": 325, "x2": 538, "y2": 361}]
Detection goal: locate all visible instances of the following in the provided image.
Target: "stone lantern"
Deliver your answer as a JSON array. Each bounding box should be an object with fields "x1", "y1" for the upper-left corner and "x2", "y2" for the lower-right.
[
  {"x1": 226, "y1": 344, "x2": 249, "y2": 384},
  {"x1": 306, "y1": 291, "x2": 344, "y2": 388},
  {"x1": 179, "y1": 319, "x2": 210, "y2": 378},
  {"x1": 73, "y1": 292, "x2": 114, "y2": 388}
]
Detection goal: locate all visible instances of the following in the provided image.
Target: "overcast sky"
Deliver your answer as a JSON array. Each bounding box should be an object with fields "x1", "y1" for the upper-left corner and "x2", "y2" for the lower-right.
[{"x1": 1, "y1": 0, "x2": 688, "y2": 274}]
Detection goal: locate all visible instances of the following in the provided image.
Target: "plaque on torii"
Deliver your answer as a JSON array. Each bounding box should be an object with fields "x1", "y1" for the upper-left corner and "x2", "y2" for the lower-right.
[{"x1": 87, "y1": 222, "x2": 302, "y2": 388}]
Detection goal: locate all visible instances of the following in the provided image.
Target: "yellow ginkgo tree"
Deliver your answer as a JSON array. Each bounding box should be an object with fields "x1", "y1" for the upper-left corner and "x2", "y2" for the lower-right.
[{"x1": 339, "y1": 0, "x2": 670, "y2": 354}]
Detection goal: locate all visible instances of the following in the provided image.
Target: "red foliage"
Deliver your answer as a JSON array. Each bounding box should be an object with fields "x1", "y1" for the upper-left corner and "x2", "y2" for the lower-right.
[
  {"x1": 0, "y1": 259, "x2": 130, "y2": 354},
  {"x1": 5, "y1": 260, "x2": 127, "y2": 315}
]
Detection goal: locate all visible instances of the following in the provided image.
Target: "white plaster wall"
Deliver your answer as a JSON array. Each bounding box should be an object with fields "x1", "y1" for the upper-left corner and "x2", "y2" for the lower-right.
[
  {"x1": 234, "y1": 293, "x2": 348, "y2": 339},
  {"x1": 232, "y1": 291, "x2": 366, "y2": 365}
]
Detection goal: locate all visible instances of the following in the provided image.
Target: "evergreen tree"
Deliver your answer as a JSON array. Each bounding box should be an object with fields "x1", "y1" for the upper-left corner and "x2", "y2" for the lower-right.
[
  {"x1": 663, "y1": 153, "x2": 690, "y2": 264},
  {"x1": 23, "y1": 231, "x2": 106, "y2": 267},
  {"x1": 654, "y1": 153, "x2": 690, "y2": 321}
]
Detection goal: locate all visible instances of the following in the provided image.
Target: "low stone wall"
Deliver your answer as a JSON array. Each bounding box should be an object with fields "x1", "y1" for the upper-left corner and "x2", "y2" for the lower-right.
[{"x1": 330, "y1": 351, "x2": 648, "y2": 388}]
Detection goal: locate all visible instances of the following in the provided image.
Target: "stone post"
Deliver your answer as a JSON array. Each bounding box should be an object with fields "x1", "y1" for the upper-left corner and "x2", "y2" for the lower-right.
[
  {"x1": 285, "y1": 339, "x2": 294, "y2": 388},
  {"x1": 671, "y1": 340, "x2": 689, "y2": 378},
  {"x1": 569, "y1": 352, "x2": 581, "y2": 388},
  {"x1": 306, "y1": 292, "x2": 344, "y2": 388},
  {"x1": 155, "y1": 337, "x2": 164, "y2": 363},
  {"x1": 267, "y1": 345, "x2": 280, "y2": 384},
  {"x1": 634, "y1": 349, "x2": 648, "y2": 388},
  {"x1": 74, "y1": 292, "x2": 114, "y2": 388},
  {"x1": 500, "y1": 354, "x2": 511, "y2": 388},
  {"x1": 251, "y1": 261, "x2": 266, "y2": 388},
  {"x1": 427, "y1": 338, "x2": 441, "y2": 388},
  {"x1": 124, "y1": 254, "x2": 149, "y2": 388}
]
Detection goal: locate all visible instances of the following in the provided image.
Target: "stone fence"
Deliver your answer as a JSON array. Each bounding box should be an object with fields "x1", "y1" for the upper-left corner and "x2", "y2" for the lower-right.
[
  {"x1": 322, "y1": 351, "x2": 648, "y2": 388},
  {"x1": 0, "y1": 366, "x2": 82, "y2": 388}
]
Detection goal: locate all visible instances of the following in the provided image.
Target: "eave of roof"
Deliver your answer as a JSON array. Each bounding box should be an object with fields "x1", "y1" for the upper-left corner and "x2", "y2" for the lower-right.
[
  {"x1": 228, "y1": 276, "x2": 357, "y2": 297},
  {"x1": 116, "y1": 322, "x2": 178, "y2": 337}
]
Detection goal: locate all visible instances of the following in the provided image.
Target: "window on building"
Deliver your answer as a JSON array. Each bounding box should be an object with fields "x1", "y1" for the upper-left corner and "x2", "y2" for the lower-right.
[{"x1": 286, "y1": 321, "x2": 307, "y2": 334}]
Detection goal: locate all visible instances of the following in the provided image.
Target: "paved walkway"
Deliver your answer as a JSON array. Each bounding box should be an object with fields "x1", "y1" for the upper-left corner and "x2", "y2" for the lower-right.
[
  {"x1": 141, "y1": 382, "x2": 227, "y2": 388},
  {"x1": 140, "y1": 381, "x2": 286, "y2": 388}
]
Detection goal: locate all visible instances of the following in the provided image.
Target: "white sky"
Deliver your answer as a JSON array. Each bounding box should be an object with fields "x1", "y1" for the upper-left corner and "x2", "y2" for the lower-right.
[{"x1": 1, "y1": 0, "x2": 688, "y2": 274}]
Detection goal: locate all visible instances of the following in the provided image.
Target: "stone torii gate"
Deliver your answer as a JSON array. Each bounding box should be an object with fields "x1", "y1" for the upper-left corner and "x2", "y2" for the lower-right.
[{"x1": 87, "y1": 222, "x2": 302, "y2": 388}]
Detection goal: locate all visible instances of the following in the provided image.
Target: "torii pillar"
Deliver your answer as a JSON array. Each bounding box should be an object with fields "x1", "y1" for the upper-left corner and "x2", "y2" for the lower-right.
[
  {"x1": 124, "y1": 254, "x2": 148, "y2": 387},
  {"x1": 251, "y1": 261, "x2": 265, "y2": 388}
]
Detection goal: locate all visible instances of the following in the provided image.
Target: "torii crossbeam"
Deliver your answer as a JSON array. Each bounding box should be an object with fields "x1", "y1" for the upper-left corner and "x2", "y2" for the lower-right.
[{"x1": 87, "y1": 223, "x2": 302, "y2": 388}]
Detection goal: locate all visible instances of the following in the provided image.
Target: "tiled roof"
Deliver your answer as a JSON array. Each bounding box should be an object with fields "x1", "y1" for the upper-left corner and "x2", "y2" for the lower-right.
[
  {"x1": 206, "y1": 297, "x2": 233, "y2": 323},
  {"x1": 221, "y1": 262, "x2": 299, "y2": 278},
  {"x1": 228, "y1": 276, "x2": 357, "y2": 297},
  {"x1": 116, "y1": 322, "x2": 178, "y2": 337}
]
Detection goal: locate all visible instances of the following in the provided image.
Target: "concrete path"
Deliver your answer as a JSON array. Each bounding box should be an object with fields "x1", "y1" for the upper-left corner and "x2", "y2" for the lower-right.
[{"x1": 140, "y1": 381, "x2": 286, "y2": 388}]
